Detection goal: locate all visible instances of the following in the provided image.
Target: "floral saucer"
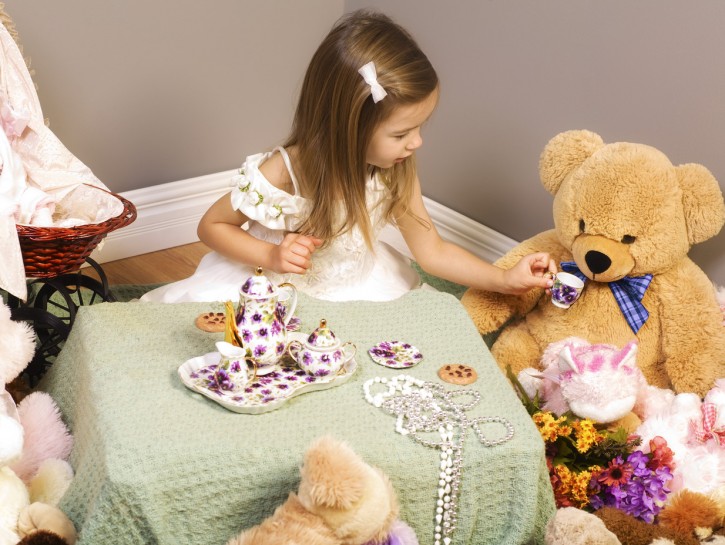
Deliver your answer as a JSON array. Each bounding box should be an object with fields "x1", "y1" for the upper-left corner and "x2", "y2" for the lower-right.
[
  {"x1": 178, "y1": 333, "x2": 356, "y2": 414},
  {"x1": 368, "y1": 340, "x2": 423, "y2": 369}
]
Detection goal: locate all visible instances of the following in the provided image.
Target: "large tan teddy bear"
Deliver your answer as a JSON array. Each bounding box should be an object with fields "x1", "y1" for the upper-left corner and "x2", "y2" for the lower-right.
[{"x1": 462, "y1": 129, "x2": 725, "y2": 397}]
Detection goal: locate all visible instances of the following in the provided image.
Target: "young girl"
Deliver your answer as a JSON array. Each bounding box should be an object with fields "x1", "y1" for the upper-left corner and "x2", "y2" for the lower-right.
[{"x1": 141, "y1": 9, "x2": 555, "y2": 304}]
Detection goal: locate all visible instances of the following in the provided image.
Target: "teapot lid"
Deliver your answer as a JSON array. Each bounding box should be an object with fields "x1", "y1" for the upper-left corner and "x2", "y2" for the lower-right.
[
  {"x1": 307, "y1": 319, "x2": 338, "y2": 348},
  {"x1": 240, "y1": 267, "x2": 275, "y2": 297}
]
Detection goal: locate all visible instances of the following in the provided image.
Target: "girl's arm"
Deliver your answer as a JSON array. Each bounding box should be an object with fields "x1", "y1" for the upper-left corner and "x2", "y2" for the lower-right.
[
  {"x1": 197, "y1": 193, "x2": 321, "y2": 275},
  {"x1": 397, "y1": 177, "x2": 554, "y2": 295}
]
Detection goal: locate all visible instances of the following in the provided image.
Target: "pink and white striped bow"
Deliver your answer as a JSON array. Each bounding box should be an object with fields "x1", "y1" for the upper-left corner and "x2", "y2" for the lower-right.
[{"x1": 690, "y1": 402, "x2": 725, "y2": 447}]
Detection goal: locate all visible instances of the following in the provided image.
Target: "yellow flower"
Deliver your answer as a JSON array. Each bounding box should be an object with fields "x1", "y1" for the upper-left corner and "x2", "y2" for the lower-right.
[
  {"x1": 570, "y1": 469, "x2": 594, "y2": 508},
  {"x1": 533, "y1": 412, "x2": 568, "y2": 443},
  {"x1": 571, "y1": 419, "x2": 605, "y2": 453}
]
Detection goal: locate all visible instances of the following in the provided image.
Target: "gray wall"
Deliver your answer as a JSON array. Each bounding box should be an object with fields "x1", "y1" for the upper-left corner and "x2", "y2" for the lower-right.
[
  {"x1": 7, "y1": 1, "x2": 725, "y2": 283},
  {"x1": 7, "y1": 0, "x2": 343, "y2": 189},
  {"x1": 345, "y1": 0, "x2": 725, "y2": 284}
]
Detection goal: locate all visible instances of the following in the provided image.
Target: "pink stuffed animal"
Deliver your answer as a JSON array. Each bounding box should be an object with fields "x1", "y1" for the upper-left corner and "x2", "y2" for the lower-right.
[{"x1": 518, "y1": 336, "x2": 646, "y2": 424}]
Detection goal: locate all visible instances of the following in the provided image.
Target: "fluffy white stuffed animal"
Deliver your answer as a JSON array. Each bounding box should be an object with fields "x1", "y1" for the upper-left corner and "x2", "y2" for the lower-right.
[
  {"x1": 635, "y1": 379, "x2": 725, "y2": 495},
  {"x1": 0, "y1": 302, "x2": 77, "y2": 545}
]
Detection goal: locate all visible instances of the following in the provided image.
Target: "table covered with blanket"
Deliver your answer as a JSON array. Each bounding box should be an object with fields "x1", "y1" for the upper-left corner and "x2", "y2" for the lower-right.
[{"x1": 40, "y1": 290, "x2": 555, "y2": 544}]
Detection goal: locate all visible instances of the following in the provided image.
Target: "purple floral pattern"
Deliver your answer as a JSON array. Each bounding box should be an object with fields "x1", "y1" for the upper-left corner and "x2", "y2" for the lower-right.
[
  {"x1": 551, "y1": 274, "x2": 584, "y2": 308},
  {"x1": 179, "y1": 349, "x2": 357, "y2": 414},
  {"x1": 368, "y1": 340, "x2": 424, "y2": 368},
  {"x1": 288, "y1": 340, "x2": 355, "y2": 376},
  {"x1": 235, "y1": 272, "x2": 297, "y2": 369}
]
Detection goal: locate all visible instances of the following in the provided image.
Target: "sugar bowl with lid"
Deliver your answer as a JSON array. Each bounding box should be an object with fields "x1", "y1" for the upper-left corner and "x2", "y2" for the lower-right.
[{"x1": 288, "y1": 319, "x2": 356, "y2": 377}]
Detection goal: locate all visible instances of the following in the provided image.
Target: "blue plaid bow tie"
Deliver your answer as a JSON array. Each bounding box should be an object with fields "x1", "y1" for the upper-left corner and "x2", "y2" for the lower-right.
[{"x1": 560, "y1": 261, "x2": 653, "y2": 334}]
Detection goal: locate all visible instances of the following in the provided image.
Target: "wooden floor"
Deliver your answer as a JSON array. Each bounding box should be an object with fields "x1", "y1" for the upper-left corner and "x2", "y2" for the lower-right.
[{"x1": 86, "y1": 242, "x2": 210, "y2": 285}]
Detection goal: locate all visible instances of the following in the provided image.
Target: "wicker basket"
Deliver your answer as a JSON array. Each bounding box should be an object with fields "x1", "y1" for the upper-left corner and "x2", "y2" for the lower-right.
[{"x1": 16, "y1": 186, "x2": 137, "y2": 278}]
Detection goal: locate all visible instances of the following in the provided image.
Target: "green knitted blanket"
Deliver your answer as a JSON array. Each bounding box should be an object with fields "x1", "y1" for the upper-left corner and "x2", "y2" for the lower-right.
[{"x1": 40, "y1": 290, "x2": 554, "y2": 544}]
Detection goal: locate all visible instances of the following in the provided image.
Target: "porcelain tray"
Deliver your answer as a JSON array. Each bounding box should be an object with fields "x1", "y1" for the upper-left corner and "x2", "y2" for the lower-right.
[{"x1": 178, "y1": 333, "x2": 357, "y2": 414}]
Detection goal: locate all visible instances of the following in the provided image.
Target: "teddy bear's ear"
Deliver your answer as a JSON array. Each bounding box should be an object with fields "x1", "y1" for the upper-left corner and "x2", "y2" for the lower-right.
[
  {"x1": 539, "y1": 130, "x2": 605, "y2": 195},
  {"x1": 676, "y1": 163, "x2": 725, "y2": 245}
]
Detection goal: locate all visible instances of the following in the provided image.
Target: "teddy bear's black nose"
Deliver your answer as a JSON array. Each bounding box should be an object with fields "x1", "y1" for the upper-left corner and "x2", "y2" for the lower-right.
[{"x1": 585, "y1": 250, "x2": 611, "y2": 274}]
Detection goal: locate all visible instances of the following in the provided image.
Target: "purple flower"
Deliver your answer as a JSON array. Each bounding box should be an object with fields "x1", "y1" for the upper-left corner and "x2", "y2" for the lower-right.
[
  {"x1": 553, "y1": 284, "x2": 579, "y2": 304},
  {"x1": 205, "y1": 367, "x2": 234, "y2": 392},
  {"x1": 270, "y1": 321, "x2": 282, "y2": 335},
  {"x1": 286, "y1": 316, "x2": 301, "y2": 331},
  {"x1": 254, "y1": 345, "x2": 267, "y2": 358},
  {"x1": 276, "y1": 342, "x2": 285, "y2": 355},
  {"x1": 371, "y1": 347, "x2": 395, "y2": 358},
  {"x1": 589, "y1": 448, "x2": 672, "y2": 522},
  {"x1": 242, "y1": 330, "x2": 253, "y2": 343},
  {"x1": 252, "y1": 312, "x2": 262, "y2": 323}
]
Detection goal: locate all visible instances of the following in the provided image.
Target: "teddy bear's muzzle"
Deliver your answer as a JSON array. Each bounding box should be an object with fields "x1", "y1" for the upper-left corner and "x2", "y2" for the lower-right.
[{"x1": 571, "y1": 235, "x2": 635, "y2": 282}]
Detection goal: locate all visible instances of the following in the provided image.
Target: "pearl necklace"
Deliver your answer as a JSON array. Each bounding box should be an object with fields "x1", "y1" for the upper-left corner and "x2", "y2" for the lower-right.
[{"x1": 363, "y1": 375, "x2": 515, "y2": 545}]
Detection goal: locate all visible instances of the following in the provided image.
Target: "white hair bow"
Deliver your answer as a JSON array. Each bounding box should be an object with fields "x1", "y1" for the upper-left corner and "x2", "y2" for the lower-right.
[{"x1": 358, "y1": 61, "x2": 387, "y2": 103}]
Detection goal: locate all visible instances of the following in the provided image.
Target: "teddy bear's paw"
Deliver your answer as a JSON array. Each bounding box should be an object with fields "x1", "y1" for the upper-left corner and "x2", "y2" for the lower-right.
[{"x1": 17, "y1": 502, "x2": 77, "y2": 545}]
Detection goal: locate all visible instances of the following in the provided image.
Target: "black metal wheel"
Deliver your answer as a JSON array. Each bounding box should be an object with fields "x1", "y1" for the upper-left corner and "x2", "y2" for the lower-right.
[{"x1": 33, "y1": 273, "x2": 113, "y2": 330}]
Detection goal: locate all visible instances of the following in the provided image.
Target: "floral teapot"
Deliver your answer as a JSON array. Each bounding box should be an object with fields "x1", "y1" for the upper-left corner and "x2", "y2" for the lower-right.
[{"x1": 235, "y1": 267, "x2": 298, "y2": 374}]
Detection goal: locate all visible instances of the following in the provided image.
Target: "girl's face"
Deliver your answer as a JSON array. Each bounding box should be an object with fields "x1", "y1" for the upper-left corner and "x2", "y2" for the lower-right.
[{"x1": 366, "y1": 89, "x2": 439, "y2": 169}]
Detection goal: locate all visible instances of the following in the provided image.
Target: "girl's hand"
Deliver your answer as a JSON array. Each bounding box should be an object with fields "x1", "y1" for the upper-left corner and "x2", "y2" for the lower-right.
[
  {"x1": 270, "y1": 233, "x2": 323, "y2": 274},
  {"x1": 501, "y1": 252, "x2": 557, "y2": 295}
]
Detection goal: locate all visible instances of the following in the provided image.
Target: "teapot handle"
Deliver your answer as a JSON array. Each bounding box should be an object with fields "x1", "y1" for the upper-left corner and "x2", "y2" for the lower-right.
[{"x1": 278, "y1": 282, "x2": 298, "y2": 326}]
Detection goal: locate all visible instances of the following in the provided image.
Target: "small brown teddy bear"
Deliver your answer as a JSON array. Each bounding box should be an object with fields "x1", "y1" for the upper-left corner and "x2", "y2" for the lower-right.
[
  {"x1": 225, "y1": 435, "x2": 415, "y2": 545},
  {"x1": 462, "y1": 129, "x2": 725, "y2": 397}
]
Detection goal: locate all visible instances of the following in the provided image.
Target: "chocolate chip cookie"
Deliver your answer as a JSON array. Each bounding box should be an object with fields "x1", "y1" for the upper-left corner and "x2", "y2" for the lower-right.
[
  {"x1": 194, "y1": 311, "x2": 226, "y2": 332},
  {"x1": 437, "y1": 364, "x2": 477, "y2": 385}
]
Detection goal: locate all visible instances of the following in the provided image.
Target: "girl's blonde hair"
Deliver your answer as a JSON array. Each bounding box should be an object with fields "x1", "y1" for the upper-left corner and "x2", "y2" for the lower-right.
[{"x1": 283, "y1": 9, "x2": 438, "y2": 248}]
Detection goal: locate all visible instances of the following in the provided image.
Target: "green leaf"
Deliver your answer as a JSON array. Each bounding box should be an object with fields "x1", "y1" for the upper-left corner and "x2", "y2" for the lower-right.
[{"x1": 505, "y1": 364, "x2": 541, "y2": 416}]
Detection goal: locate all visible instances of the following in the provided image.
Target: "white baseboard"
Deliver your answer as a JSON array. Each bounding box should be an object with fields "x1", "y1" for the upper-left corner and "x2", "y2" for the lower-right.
[
  {"x1": 89, "y1": 170, "x2": 235, "y2": 263},
  {"x1": 91, "y1": 172, "x2": 516, "y2": 265}
]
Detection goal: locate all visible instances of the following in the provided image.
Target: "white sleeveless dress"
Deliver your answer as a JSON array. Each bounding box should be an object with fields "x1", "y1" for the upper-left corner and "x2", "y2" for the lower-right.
[{"x1": 140, "y1": 148, "x2": 420, "y2": 303}]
